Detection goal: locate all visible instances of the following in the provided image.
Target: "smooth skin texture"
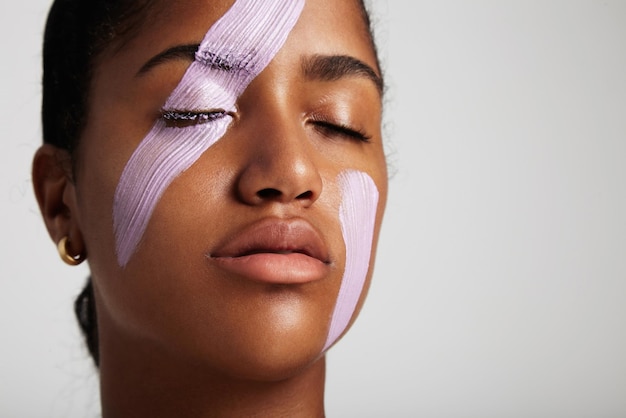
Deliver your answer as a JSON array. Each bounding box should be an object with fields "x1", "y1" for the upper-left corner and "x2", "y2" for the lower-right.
[{"x1": 32, "y1": 0, "x2": 387, "y2": 416}]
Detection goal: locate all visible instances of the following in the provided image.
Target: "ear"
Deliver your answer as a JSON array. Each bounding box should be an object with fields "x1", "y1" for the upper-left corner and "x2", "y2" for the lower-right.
[{"x1": 32, "y1": 144, "x2": 86, "y2": 259}]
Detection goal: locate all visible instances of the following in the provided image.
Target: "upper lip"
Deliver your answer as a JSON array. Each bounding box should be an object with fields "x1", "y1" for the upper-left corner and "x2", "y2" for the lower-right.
[{"x1": 209, "y1": 217, "x2": 331, "y2": 264}]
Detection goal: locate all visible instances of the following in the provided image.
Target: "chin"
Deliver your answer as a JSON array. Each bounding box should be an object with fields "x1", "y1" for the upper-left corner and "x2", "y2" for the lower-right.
[
  {"x1": 201, "y1": 302, "x2": 331, "y2": 382},
  {"x1": 222, "y1": 339, "x2": 326, "y2": 383}
]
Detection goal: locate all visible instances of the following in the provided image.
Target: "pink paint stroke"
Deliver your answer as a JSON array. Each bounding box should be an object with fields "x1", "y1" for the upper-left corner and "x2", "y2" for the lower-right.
[
  {"x1": 323, "y1": 170, "x2": 379, "y2": 351},
  {"x1": 113, "y1": 0, "x2": 305, "y2": 267}
]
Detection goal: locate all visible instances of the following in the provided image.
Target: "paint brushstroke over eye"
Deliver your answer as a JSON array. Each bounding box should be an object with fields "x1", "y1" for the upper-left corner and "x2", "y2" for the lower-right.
[
  {"x1": 323, "y1": 170, "x2": 379, "y2": 351},
  {"x1": 113, "y1": 0, "x2": 305, "y2": 267}
]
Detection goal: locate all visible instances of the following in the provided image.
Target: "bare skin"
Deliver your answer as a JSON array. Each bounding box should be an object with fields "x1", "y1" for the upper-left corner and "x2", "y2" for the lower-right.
[{"x1": 32, "y1": 0, "x2": 387, "y2": 416}]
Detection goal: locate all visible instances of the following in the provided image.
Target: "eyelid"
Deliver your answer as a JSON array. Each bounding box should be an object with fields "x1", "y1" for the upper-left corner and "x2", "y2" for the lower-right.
[{"x1": 307, "y1": 114, "x2": 371, "y2": 142}]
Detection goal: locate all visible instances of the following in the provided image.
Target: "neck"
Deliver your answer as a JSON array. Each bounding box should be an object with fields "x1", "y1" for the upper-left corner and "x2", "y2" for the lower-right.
[{"x1": 97, "y1": 314, "x2": 326, "y2": 418}]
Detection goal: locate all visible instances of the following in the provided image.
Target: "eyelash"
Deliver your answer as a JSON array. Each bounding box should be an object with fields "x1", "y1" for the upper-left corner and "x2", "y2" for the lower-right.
[
  {"x1": 161, "y1": 109, "x2": 229, "y2": 127},
  {"x1": 310, "y1": 119, "x2": 371, "y2": 143}
]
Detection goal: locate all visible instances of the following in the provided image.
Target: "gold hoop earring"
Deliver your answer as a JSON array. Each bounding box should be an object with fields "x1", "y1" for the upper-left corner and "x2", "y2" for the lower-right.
[{"x1": 58, "y1": 236, "x2": 86, "y2": 266}]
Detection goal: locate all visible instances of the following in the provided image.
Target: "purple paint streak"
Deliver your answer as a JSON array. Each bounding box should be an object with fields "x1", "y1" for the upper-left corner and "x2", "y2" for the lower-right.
[
  {"x1": 113, "y1": 0, "x2": 305, "y2": 267},
  {"x1": 323, "y1": 170, "x2": 379, "y2": 351}
]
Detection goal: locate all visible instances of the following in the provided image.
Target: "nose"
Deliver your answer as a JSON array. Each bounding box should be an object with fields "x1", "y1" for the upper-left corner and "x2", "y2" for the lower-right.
[{"x1": 236, "y1": 109, "x2": 323, "y2": 208}]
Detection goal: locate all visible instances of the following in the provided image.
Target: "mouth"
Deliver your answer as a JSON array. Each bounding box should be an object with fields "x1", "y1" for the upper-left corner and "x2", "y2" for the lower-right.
[{"x1": 208, "y1": 218, "x2": 332, "y2": 285}]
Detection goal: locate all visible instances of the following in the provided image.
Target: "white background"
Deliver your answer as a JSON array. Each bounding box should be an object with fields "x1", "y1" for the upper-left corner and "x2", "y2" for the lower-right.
[{"x1": 1, "y1": 1, "x2": 625, "y2": 417}]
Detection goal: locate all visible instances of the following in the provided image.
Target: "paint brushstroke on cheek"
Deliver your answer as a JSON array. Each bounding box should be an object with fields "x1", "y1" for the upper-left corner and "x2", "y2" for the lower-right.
[
  {"x1": 113, "y1": 0, "x2": 305, "y2": 267},
  {"x1": 323, "y1": 170, "x2": 379, "y2": 351}
]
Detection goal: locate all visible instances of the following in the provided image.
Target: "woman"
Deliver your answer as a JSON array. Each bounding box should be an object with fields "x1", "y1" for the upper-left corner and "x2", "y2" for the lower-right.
[{"x1": 32, "y1": 0, "x2": 387, "y2": 415}]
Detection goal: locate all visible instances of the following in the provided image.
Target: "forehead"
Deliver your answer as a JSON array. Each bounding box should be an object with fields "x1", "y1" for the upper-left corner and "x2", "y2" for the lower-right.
[{"x1": 104, "y1": 0, "x2": 376, "y2": 80}]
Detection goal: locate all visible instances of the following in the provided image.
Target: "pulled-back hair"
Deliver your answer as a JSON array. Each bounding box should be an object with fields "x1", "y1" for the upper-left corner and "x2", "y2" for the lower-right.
[{"x1": 42, "y1": 0, "x2": 156, "y2": 155}]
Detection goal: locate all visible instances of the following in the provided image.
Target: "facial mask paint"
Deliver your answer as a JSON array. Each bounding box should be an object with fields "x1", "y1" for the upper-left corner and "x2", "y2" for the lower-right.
[
  {"x1": 113, "y1": 0, "x2": 305, "y2": 267},
  {"x1": 323, "y1": 170, "x2": 379, "y2": 351}
]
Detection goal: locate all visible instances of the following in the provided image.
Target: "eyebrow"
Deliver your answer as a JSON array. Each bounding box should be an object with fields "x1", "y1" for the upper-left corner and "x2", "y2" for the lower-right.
[
  {"x1": 137, "y1": 46, "x2": 384, "y2": 94},
  {"x1": 301, "y1": 54, "x2": 384, "y2": 94},
  {"x1": 137, "y1": 44, "x2": 200, "y2": 75}
]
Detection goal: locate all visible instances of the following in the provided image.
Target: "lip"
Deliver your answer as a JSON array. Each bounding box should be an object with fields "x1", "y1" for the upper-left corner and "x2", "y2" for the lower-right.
[{"x1": 208, "y1": 218, "x2": 331, "y2": 284}]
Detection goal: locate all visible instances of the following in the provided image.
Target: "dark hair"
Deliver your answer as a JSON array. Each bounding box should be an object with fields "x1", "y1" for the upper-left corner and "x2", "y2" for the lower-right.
[
  {"x1": 42, "y1": 0, "x2": 381, "y2": 367},
  {"x1": 74, "y1": 278, "x2": 99, "y2": 365},
  {"x1": 42, "y1": 0, "x2": 156, "y2": 155}
]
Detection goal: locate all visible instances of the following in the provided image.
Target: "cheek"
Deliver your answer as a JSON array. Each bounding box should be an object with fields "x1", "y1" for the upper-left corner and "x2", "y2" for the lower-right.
[
  {"x1": 113, "y1": 120, "x2": 231, "y2": 267},
  {"x1": 323, "y1": 170, "x2": 380, "y2": 351}
]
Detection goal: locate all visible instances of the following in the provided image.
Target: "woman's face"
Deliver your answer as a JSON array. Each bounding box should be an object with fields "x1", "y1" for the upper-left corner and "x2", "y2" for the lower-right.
[{"x1": 74, "y1": 0, "x2": 387, "y2": 379}]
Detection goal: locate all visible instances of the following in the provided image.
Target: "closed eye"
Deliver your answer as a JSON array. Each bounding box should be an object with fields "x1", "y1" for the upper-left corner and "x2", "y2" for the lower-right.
[
  {"x1": 161, "y1": 109, "x2": 231, "y2": 128},
  {"x1": 311, "y1": 120, "x2": 371, "y2": 142}
]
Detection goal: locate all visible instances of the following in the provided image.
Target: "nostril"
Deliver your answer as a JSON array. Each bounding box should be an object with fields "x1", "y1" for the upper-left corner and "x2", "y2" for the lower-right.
[
  {"x1": 296, "y1": 190, "x2": 313, "y2": 200},
  {"x1": 255, "y1": 188, "x2": 314, "y2": 202},
  {"x1": 257, "y1": 188, "x2": 282, "y2": 199}
]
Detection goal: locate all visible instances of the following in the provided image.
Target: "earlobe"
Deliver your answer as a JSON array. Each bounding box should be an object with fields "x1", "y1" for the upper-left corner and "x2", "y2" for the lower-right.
[{"x1": 32, "y1": 144, "x2": 86, "y2": 262}]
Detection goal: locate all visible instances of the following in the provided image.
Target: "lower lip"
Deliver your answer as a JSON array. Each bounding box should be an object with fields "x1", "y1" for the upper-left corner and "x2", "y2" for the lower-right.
[{"x1": 210, "y1": 253, "x2": 329, "y2": 284}]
